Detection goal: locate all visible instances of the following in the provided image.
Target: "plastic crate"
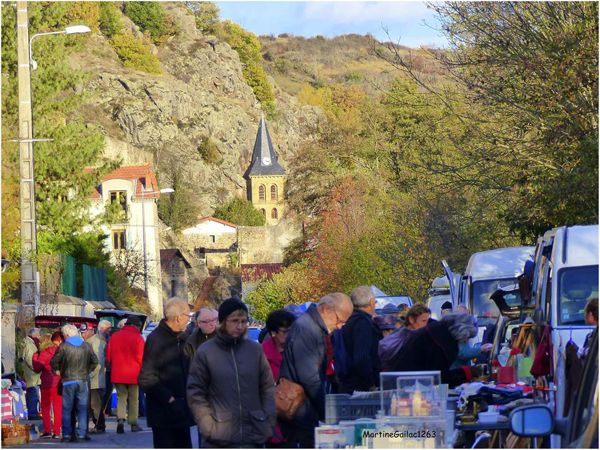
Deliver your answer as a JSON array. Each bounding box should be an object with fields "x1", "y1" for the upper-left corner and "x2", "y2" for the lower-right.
[{"x1": 326, "y1": 390, "x2": 396, "y2": 424}]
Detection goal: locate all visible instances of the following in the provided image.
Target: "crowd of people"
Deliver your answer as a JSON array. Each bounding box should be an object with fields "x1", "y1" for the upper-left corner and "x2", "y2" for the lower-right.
[{"x1": 20, "y1": 289, "x2": 598, "y2": 448}]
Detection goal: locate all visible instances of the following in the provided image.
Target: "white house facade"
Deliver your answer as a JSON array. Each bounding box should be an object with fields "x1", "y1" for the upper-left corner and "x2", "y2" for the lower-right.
[
  {"x1": 87, "y1": 164, "x2": 163, "y2": 317},
  {"x1": 182, "y1": 217, "x2": 238, "y2": 268}
]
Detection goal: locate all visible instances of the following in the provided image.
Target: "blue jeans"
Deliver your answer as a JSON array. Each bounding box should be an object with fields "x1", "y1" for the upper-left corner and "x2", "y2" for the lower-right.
[
  {"x1": 61, "y1": 381, "x2": 89, "y2": 438},
  {"x1": 25, "y1": 386, "x2": 39, "y2": 418}
]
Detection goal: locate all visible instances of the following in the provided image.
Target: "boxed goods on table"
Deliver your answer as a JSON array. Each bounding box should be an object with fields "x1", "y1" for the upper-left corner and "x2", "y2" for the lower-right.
[
  {"x1": 326, "y1": 390, "x2": 395, "y2": 424},
  {"x1": 1, "y1": 419, "x2": 30, "y2": 447},
  {"x1": 315, "y1": 424, "x2": 355, "y2": 448},
  {"x1": 379, "y1": 371, "x2": 446, "y2": 419}
]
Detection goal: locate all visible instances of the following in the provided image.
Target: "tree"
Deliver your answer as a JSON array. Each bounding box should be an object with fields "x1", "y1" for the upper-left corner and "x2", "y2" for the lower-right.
[
  {"x1": 379, "y1": 2, "x2": 598, "y2": 239},
  {"x1": 157, "y1": 162, "x2": 200, "y2": 232},
  {"x1": 213, "y1": 198, "x2": 266, "y2": 226},
  {"x1": 123, "y1": 1, "x2": 177, "y2": 45},
  {"x1": 192, "y1": 2, "x2": 220, "y2": 34}
]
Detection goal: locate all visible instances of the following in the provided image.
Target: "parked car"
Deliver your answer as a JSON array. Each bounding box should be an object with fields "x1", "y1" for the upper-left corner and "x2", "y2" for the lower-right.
[
  {"x1": 426, "y1": 275, "x2": 457, "y2": 320},
  {"x1": 524, "y1": 224, "x2": 598, "y2": 446},
  {"x1": 34, "y1": 315, "x2": 98, "y2": 333},
  {"x1": 374, "y1": 295, "x2": 413, "y2": 316},
  {"x1": 508, "y1": 328, "x2": 598, "y2": 448},
  {"x1": 443, "y1": 246, "x2": 535, "y2": 326},
  {"x1": 93, "y1": 309, "x2": 148, "y2": 331}
]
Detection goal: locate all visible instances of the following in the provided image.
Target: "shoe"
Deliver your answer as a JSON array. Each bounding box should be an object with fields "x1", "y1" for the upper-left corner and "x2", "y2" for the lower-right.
[
  {"x1": 70, "y1": 435, "x2": 77, "y2": 442},
  {"x1": 52, "y1": 434, "x2": 61, "y2": 440},
  {"x1": 77, "y1": 435, "x2": 91, "y2": 441},
  {"x1": 130, "y1": 424, "x2": 142, "y2": 432},
  {"x1": 40, "y1": 432, "x2": 52, "y2": 438},
  {"x1": 61, "y1": 436, "x2": 71, "y2": 443},
  {"x1": 90, "y1": 427, "x2": 105, "y2": 434},
  {"x1": 116, "y1": 421, "x2": 124, "y2": 434}
]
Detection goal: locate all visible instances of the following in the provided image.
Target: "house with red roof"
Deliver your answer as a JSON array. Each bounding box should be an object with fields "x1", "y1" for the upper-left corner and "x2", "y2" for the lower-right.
[
  {"x1": 87, "y1": 164, "x2": 164, "y2": 317},
  {"x1": 182, "y1": 217, "x2": 238, "y2": 269}
]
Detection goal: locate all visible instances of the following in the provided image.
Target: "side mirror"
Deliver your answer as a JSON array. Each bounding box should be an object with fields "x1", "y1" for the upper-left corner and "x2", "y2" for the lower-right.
[{"x1": 509, "y1": 404, "x2": 554, "y2": 437}]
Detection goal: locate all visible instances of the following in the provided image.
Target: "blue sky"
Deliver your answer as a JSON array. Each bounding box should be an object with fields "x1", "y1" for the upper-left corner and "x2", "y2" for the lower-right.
[{"x1": 216, "y1": 1, "x2": 448, "y2": 48}]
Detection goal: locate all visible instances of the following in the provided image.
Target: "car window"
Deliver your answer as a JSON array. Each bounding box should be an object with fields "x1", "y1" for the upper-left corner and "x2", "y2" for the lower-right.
[
  {"x1": 471, "y1": 278, "x2": 521, "y2": 318},
  {"x1": 558, "y1": 266, "x2": 599, "y2": 325}
]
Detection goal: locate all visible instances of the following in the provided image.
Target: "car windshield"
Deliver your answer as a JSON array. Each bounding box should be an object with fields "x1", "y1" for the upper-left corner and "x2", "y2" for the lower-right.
[
  {"x1": 472, "y1": 278, "x2": 520, "y2": 319},
  {"x1": 558, "y1": 266, "x2": 599, "y2": 325}
]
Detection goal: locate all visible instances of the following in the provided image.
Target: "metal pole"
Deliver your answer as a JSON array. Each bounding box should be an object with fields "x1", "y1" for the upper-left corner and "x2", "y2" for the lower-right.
[
  {"x1": 141, "y1": 189, "x2": 148, "y2": 297},
  {"x1": 16, "y1": 1, "x2": 38, "y2": 315}
]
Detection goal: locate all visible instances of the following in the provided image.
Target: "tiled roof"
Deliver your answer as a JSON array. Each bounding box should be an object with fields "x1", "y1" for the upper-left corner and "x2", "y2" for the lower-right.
[
  {"x1": 241, "y1": 263, "x2": 283, "y2": 282},
  {"x1": 243, "y1": 116, "x2": 286, "y2": 178},
  {"x1": 160, "y1": 249, "x2": 192, "y2": 268},
  {"x1": 197, "y1": 216, "x2": 238, "y2": 228},
  {"x1": 86, "y1": 164, "x2": 160, "y2": 200}
]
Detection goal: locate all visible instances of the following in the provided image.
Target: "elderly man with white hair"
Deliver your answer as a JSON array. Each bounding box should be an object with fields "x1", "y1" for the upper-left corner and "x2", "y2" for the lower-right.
[
  {"x1": 279, "y1": 292, "x2": 353, "y2": 448},
  {"x1": 139, "y1": 297, "x2": 194, "y2": 448},
  {"x1": 22, "y1": 327, "x2": 42, "y2": 420},
  {"x1": 50, "y1": 324, "x2": 98, "y2": 442},
  {"x1": 183, "y1": 307, "x2": 218, "y2": 362},
  {"x1": 86, "y1": 320, "x2": 111, "y2": 433},
  {"x1": 337, "y1": 285, "x2": 383, "y2": 394}
]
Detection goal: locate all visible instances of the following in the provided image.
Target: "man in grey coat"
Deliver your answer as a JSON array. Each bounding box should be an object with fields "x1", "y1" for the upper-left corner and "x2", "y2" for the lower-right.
[
  {"x1": 278, "y1": 293, "x2": 353, "y2": 448},
  {"x1": 86, "y1": 320, "x2": 111, "y2": 433}
]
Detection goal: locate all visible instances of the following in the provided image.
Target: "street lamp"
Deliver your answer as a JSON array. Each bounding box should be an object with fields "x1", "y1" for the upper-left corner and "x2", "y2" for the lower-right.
[
  {"x1": 16, "y1": 1, "x2": 92, "y2": 314},
  {"x1": 29, "y1": 25, "x2": 91, "y2": 70}
]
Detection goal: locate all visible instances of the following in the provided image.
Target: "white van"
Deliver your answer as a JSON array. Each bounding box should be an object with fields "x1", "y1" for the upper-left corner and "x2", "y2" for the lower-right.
[
  {"x1": 444, "y1": 246, "x2": 535, "y2": 325},
  {"x1": 528, "y1": 224, "x2": 598, "y2": 446},
  {"x1": 426, "y1": 275, "x2": 454, "y2": 320}
]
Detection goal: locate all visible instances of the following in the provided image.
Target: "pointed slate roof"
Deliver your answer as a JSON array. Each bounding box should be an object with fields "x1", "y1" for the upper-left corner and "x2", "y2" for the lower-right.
[{"x1": 244, "y1": 115, "x2": 286, "y2": 178}]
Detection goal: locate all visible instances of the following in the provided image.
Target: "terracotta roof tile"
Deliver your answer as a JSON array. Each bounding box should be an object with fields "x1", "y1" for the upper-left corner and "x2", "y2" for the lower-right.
[{"x1": 86, "y1": 164, "x2": 160, "y2": 200}]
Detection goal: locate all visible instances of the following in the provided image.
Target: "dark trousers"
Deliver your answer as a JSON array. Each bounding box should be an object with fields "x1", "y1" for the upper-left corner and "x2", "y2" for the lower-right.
[
  {"x1": 280, "y1": 422, "x2": 314, "y2": 449},
  {"x1": 26, "y1": 386, "x2": 40, "y2": 418},
  {"x1": 152, "y1": 427, "x2": 192, "y2": 448}
]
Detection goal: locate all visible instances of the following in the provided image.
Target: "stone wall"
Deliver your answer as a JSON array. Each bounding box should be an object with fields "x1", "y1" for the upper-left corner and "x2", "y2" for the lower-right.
[{"x1": 238, "y1": 219, "x2": 301, "y2": 264}]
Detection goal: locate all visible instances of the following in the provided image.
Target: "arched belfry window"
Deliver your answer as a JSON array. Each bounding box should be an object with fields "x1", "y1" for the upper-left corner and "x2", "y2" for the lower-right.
[
  {"x1": 271, "y1": 184, "x2": 278, "y2": 201},
  {"x1": 259, "y1": 184, "x2": 266, "y2": 201},
  {"x1": 271, "y1": 208, "x2": 278, "y2": 219}
]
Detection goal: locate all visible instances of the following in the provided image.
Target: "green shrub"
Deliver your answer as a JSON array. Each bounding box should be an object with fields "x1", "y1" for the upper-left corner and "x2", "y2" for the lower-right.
[
  {"x1": 215, "y1": 21, "x2": 276, "y2": 118},
  {"x1": 194, "y1": 2, "x2": 220, "y2": 34},
  {"x1": 197, "y1": 136, "x2": 222, "y2": 164},
  {"x1": 213, "y1": 197, "x2": 266, "y2": 226},
  {"x1": 99, "y1": 2, "x2": 122, "y2": 38},
  {"x1": 123, "y1": 1, "x2": 177, "y2": 45},
  {"x1": 344, "y1": 71, "x2": 363, "y2": 82},
  {"x1": 110, "y1": 32, "x2": 162, "y2": 74}
]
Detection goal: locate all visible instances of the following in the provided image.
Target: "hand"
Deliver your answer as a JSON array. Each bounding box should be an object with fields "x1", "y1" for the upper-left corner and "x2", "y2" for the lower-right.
[
  {"x1": 168, "y1": 396, "x2": 175, "y2": 404},
  {"x1": 481, "y1": 343, "x2": 493, "y2": 352}
]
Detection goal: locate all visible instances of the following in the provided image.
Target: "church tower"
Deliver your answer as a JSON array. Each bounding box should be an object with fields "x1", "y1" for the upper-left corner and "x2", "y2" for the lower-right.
[{"x1": 244, "y1": 116, "x2": 286, "y2": 226}]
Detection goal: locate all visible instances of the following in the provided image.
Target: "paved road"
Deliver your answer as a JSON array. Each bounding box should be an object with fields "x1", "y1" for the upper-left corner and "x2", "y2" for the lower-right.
[{"x1": 16, "y1": 416, "x2": 201, "y2": 448}]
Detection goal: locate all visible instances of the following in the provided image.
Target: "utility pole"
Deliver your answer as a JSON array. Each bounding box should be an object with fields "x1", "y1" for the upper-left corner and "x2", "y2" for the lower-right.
[{"x1": 16, "y1": 1, "x2": 38, "y2": 317}]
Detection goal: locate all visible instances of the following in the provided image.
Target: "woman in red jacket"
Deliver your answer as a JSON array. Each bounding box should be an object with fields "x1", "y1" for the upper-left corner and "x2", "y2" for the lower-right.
[
  {"x1": 32, "y1": 331, "x2": 63, "y2": 438},
  {"x1": 106, "y1": 317, "x2": 145, "y2": 433}
]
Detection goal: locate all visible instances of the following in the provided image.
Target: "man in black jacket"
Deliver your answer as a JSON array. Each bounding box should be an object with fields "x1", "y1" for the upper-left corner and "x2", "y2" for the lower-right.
[
  {"x1": 183, "y1": 307, "x2": 217, "y2": 362},
  {"x1": 50, "y1": 324, "x2": 98, "y2": 442},
  {"x1": 337, "y1": 286, "x2": 383, "y2": 393},
  {"x1": 138, "y1": 297, "x2": 194, "y2": 448},
  {"x1": 279, "y1": 292, "x2": 353, "y2": 448}
]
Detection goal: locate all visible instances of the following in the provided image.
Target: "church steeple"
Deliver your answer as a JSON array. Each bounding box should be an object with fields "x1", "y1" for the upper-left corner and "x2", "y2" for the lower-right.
[
  {"x1": 244, "y1": 115, "x2": 286, "y2": 178},
  {"x1": 244, "y1": 116, "x2": 286, "y2": 226}
]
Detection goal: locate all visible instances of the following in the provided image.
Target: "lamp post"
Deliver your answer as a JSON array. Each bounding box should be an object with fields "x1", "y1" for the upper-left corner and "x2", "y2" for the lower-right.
[{"x1": 16, "y1": 1, "x2": 90, "y2": 315}]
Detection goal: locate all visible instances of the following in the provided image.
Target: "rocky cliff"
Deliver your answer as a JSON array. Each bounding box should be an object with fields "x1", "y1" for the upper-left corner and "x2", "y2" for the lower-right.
[{"x1": 73, "y1": 3, "x2": 322, "y2": 216}]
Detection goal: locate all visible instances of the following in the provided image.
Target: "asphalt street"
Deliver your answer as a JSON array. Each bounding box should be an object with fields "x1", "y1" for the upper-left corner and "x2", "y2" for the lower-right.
[{"x1": 14, "y1": 416, "x2": 201, "y2": 449}]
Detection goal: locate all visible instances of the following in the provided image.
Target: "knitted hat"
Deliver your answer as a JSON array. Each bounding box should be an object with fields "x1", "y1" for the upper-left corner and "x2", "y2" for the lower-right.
[
  {"x1": 218, "y1": 298, "x2": 248, "y2": 323},
  {"x1": 441, "y1": 301, "x2": 453, "y2": 311}
]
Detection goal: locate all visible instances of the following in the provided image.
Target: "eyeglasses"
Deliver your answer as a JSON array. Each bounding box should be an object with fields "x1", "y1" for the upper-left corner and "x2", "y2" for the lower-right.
[
  {"x1": 226, "y1": 318, "x2": 249, "y2": 328},
  {"x1": 199, "y1": 318, "x2": 218, "y2": 324},
  {"x1": 334, "y1": 310, "x2": 346, "y2": 327}
]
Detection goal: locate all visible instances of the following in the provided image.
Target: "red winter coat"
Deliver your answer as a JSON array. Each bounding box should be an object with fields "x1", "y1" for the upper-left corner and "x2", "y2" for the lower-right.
[
  {"x1": 106, "y1": 325, "x2": 144, "y2": 384},
  {"x1": 32, "y1": 345, "x2": 61, "y2": 389}
]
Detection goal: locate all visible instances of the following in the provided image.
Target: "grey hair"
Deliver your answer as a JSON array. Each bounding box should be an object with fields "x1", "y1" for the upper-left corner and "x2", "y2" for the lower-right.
[
  {"x1": 27, "y1": 328, "x2": 41, "y2": 337},
  {"x1": 61, "y1": 324, "x2": 79, "y2": 338},
  {"x1": 318, "y1": 292, "x2": 352, "y2": 310},
  {"x1": 197, "y1": 307, "x2": 217, "y2": 321},
  {"x1": 97, "y1": 320, "x2": 111, "y2": 332},
  {"x1": 164, "y1": 297, "x2": 189, "y2": 320},
  {"x1": 350, "y1": 285, "x2": 374, "y2": 308},
  {"x1": 442, "y1": 313, "x2": 477, "y2": 342}
]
